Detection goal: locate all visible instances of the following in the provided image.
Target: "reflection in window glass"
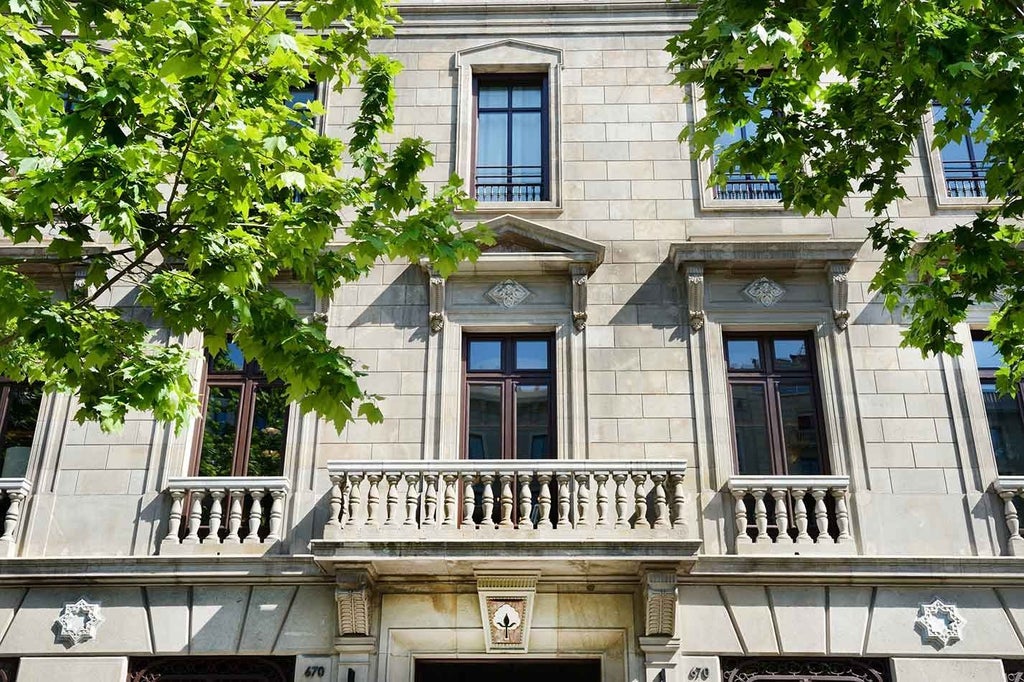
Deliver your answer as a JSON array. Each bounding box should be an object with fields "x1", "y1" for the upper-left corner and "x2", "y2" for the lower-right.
[
  {"x1": 777, "y1": 380, "x2": 824, "y2": 475},
  {"x1": 731, "y1": 383, "x2": 772, "y2": 475},
  {"x1": 0, "y1": 385, "x2": 41, "y2": 478},
  {"x1": 726, "y1": 339, "x2": 761, "y2": 371},
  {"x1": 247, "y1": 386, "x2": 288, "y2": 476},
  {"x1": 773, "y1": 339, "x2": 810, "y2": 371},
  {"x1": 478, "y1": 85, "x2": 508, "y2": 109},
  {"x1": 515, "y1": 340, "x2": 549, "y2": 370},
  {"x1": 200, "y1": 387, "x2": 242, "y2": 477},
  {"x1": 973, "y1": 338, "x2": 1003, "y2": 369},
  {"x1": 210, "y1": 343, "x2": 246, "y2": 372},
  {"x1": 467, "y1": 384, "x2": 502, "y2": 460},
  {"x1": 515, "y1": 384, "x2": 550, "y2": 459},
  {"x1": 468, "y1": 340, "x2": 503, "y2": 371},
  {"x1": 982, "y1": 385, "x2": 1024, "y2": 475}
]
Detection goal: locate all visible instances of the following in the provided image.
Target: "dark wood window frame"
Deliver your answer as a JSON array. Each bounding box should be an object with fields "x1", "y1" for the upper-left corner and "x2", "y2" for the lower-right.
[
  {"x1": 471, "y1": 73, "x2": 550, "y2": 202},
  {"x1": 189, "y1": 349, "x2": 289, "y2": 477},
  {"x1": 725, "y1": 331, "x2": 829, "y2": 476},
  {"x1": 462, "y1": 333, "x2": 556, "y2": 460}
]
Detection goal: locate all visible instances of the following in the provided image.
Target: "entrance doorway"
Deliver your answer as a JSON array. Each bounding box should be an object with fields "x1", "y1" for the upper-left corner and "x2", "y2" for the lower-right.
[{"x1": 416, "y1": 660, "x2": 600, "y2": 682}]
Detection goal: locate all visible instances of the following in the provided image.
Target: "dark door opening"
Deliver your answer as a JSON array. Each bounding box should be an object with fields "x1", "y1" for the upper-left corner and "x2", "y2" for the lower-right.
[{"x1": 416, "y1": 660, "x2": 600, "y2": 682}]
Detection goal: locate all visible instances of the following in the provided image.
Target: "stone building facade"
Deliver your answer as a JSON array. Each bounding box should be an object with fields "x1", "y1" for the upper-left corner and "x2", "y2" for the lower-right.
[{"x1": 0, "y1": 1, "x2": 1022, "y2": 681}]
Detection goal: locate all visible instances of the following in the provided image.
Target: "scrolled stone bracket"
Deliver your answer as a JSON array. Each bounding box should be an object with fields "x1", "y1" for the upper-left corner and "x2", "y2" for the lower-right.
[
  {"x1": 428, "y1": 270, "x2": 446, "y2": 333},
  {"x1": 684, "y1": 264, "x2": 705, "y2": 332},
  {"x1": 336, "y1": 568, "x2": 375, "y2": 639},
  {"x1": 570, "y1": 264, "x2": 588, "y2": 332},
  {"x1": 642, "y1": 569, "x2": 678, "y2": 638},
  {"x1": 828, "y1": 261, "x2": 850, "y2": 331}
]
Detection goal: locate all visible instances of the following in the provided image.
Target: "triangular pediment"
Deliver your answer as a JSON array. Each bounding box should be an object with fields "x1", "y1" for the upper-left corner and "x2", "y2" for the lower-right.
[
  {"x1": 479, "y1": 215, "x2": 605, "y2": 265},
  {"x1": 456, "y1": 39, "x2": 563, "y2": 67}
]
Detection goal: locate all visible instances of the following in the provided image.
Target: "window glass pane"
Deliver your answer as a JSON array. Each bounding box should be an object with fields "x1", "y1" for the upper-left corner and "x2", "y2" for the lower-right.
[
  {"x1": 467, "y1": 384, "x2": 502, "y2": 459},
  {"x1": 468, "y1": 340, "x2": 502, "y2": 371},
  {"x1": 777, "y1": 379, "x2": 825, "y2": 475},
  {"x1": 210, "y1": 343, "x2": 245, "y2": 372},
  {"x1": 974, "y1": 338, "x2": 1003, "y2": 369},
  {"x1": 970, "y1": 109, "x2": 988, "y2": 161},
  {"x1": 478, "y1": 85, "x2": 508, "y2": 109},
  {"x1": 516, "y1": 384, "x2": 551, "y2": 459},
  {"x1": 247, "y1": 385, "x2": 288, "y2": 476},
  {"x1": 731, "y1": 383, "x2": 772, "y2": 474},
  {"x1": 511, "y1": 85, "x2": 541, "y2": 108},
  {"x1": 289, "y1": 87, "x2": 316, "y2": 109},
  {"x1": 773, "y1": 338, "x2": 811, "y2": 372},
  {"x1": 726, "y1": 339, "x2": 761, "y2": 371},
  {"x1": 511, "y1": 111, "x2": 542, "y2": 173},
  {"x1": 982, "y1": 383, "x2": 1024, "y2": 475},
  {"x1": 515, "y1": 340, "x2": 548, "y2": 370},
  {"x1": 476, "y1": 111, "x2": 509, "y2": 177},
  {"x1": 0, "y1": 385, "x2": 41, "y2": 477},
  {"x1": 199, "y1": 387, "x2": 241, "y2": 476}
]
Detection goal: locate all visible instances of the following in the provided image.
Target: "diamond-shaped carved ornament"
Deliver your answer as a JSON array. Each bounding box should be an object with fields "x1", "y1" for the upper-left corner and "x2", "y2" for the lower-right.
[
  {"x1": 487, "y1": 279, "x2": 532, "y2": 308},
  {"x1": 915, "y1": 597, "x2": 965, "y2": 649},
  {"x1": 55, "y1": 598, "x2": 104, "y2": 646},
  {"x1": 743, "y1": 276, "x2": 786, "y2": 307}
]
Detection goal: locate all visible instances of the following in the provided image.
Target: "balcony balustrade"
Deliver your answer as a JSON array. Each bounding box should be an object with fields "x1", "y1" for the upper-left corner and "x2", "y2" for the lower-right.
[
  {"x1": 313, "y1": 460, "x2": 699, "y2": 569},
  {"x1": 0, "y1": 478, "x2": 31, "y2": 556},
  {"x1": 726, "y1": 476, "x2": 854, "y2": 555},
  {"x1": 995, "y1": 476, "x2": 1024, "y2": 556},
  {"x1": 159, "y1": 476, "x2": 290, "y2": 555}
]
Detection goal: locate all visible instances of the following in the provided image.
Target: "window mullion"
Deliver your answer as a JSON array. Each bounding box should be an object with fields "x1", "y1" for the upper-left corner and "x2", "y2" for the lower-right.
[
  {"x1": 766, "y1": 376, "x2": 787, "y2": 475},
  {"x1": 505, "y1": 86, "x2": 514, "y2": 201},
  {"x1": 234, "y1": 379, "x2": 256, "y2": 476}
]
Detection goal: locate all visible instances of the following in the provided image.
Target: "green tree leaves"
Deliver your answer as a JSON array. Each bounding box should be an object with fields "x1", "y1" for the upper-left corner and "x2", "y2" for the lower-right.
[
  {"x1": 669, "y1": 0, "x2": 1024, "y2": 391},
  {"x1": 0, "y1": 0, "x2": 488, "y2": 432}
]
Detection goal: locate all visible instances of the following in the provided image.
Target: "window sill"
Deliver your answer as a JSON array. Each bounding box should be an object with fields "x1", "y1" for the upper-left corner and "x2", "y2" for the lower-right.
[
  {"x1": 700, "y1": 197, "x2": 793, "y2": 213},
  {"x1": 933, "y1": 194, "x2": 995, "y2": 211},
  {"x1": 461, "y1": 200, "x2": 563, "y2": 216}
]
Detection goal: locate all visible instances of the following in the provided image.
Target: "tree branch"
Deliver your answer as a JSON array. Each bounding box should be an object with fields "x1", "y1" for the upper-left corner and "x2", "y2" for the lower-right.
[{"x1": 163, "y1": 0, "x2": 282, "y2": 223}]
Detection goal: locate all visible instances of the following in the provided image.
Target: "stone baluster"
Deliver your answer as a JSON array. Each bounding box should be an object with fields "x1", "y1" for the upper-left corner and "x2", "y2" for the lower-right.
[
  {"x1": 669, "y1": 472, "x2": 685, "y2": 531},
  {"x1": 536, "y1": 472, "x2": 553, "y2": 529},
  {"x1": 207, "y1": 490, "x2": 225, "y2": 544},
  {"x1": 651, "y1": 472, "x2": 669, "y2": 528},
  {"x1": 518, "y1": 472, "x2": 533, "y2": 530},
  {"x1": 811, "y1": 488, "x2": 829, "y2": 543},
  {"x1": 366, "y1": 473, "x2": 382, "y2": 528},
  {"x1": 556, "y1": 473, "x2": 571, "y2": 529},
  {"x1": 383, "y1": 473, "x2": 401, "y2": 527},
  {"x1": 182, "y1": 491, "x2": 204, "y2": 544},
  {"x1": 633, "y1": 472, "x2": 650, "y2": 529},
  {"x1": 244, "y1": 490, "x2": 265, "y2": 544},
  {"x1": 461, "y1": 473, "x2": 476, "y2": 528},
  {"x1": 833, "y1": 488, "x2": 851, "y2": 544},
  {"x1": 326, "y1": 475, "x2": 343, "y2": 529},
  {"x1": 498, "y1": 473, "x2": 514, "y2": 529},
  {"x1": 613, "y1": 472, "x2": 629, "y2": 529},
  {"x1": 0, "y1": 491, "x2": 25, "y2": 542},
  {"x1": 422, "y1": 473, "x2": 438, "y2": 528},
  {"x1": 266, "y1": 489, "x2": 286, "y2": 542},
  {"x1": 480, "y1": 473, "x2": 495, "y2": 529},
  {"x1": 594, "y1": 473, "x2": 610, "y2": 528},
  {"x1": 346, "y1": 473, "x2": 364, "y2": 528},
  {"x1": 770, "y1": 488, "x2": 790, "y2": 543},
  {"x1": 792, "y1": 488, "x2": 812, "y2": 544},
  {"x1": 164, "y1": 489, "x2": 185, "y2": 543},
  {"x1": 574, "y1": 472, "x2": 590, "y2": 528},
  {"x1": 441, "y1": 473, "x2": 458, "y2": 527},
  {"x1": 404, "y1": 473, "x2": 420, "y2": 527},
  {"x1": 732, "y1": 489, "x2": 751, "y2": 544},
  {"x1": 225, "y1": 489, "x2": 245, "y2": 543},
  {"x1": 1000, "y1": 489, "x2": 1021, "y2": 547},
  {"x1": 751, "y1": 489, "x2": 768, "y2": 543}
]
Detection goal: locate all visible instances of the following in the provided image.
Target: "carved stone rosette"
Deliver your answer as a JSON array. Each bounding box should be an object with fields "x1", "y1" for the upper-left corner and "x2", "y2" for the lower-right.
[
  {"x1": 55, "y1": 598, "x2": 105, "y2": 646},
  {"x1": 642, "y1": 570, "x2": 678, "y2": 638}
]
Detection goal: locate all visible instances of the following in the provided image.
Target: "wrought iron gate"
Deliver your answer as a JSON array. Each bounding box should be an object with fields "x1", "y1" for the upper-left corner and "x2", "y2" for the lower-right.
[
  {"x1": 721, "y1": 658, "x2": 890, "y2": 682},
  {"x1": 127, "y1": 657, "x2": 294, "y2": 682}
]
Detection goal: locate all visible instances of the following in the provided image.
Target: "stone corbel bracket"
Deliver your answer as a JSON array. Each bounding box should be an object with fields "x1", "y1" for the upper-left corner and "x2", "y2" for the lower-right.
[
  {"x1": 476, "y1": 571, "x2": 539, "y2": 653},
  {"x1": 570, "y1": 264, "x2": 588, "y2": 332},
  {"x1": 684, "y1": 264, "x2": 704, "y2": 332},
  {"x1": 428, "y1": 269, "x2": 446, "y2": 333},
  {"x1": 828, "y1": 261, "x2": 850, "y2": 331},
  {"x1": 336, "y1": 568, "x2": 375, "y2": 639},
  {"x1": 642, "y1": 569, "x2": 678, "y2": 638}
]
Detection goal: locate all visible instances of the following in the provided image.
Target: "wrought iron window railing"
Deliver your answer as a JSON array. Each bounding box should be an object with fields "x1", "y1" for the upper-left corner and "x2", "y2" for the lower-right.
[
  {"x1": 713, "y1": 173, "x2": 783, "y2": 201},
  {"x1": 942, "y1": 159, "x2": 990, "y2": 198},
  {"x1": 474, "y1": 164, "x2": 544, "y2": 202}
]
